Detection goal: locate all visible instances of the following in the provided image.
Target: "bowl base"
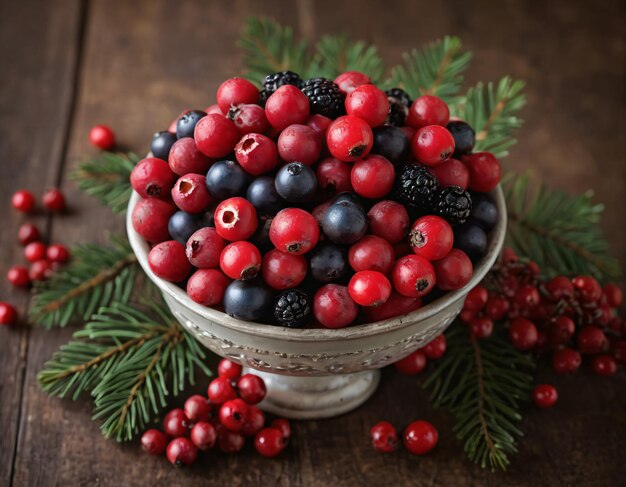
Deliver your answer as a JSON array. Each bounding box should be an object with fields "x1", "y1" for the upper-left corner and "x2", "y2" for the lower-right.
[{"x1": 246, "y1": 368, "x2": 381, "y2": 420}]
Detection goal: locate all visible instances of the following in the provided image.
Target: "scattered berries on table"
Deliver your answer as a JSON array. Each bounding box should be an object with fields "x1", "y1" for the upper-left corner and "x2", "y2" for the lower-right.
[
  {"x1": 89, "y1": 124, "x2": 116, "y2": 150},
  {"x1": 403, "y1": 420, "x2": 438, "y2": 455},
  {"x1": 370, "y1": 421, "x2": 398, "y2": 453},
  {"x1": 12, "y1": 190, "x2": 36, "y2": 213},
  {"x1": 533, "y1": 384, "x2": 558, "y2": 408}
]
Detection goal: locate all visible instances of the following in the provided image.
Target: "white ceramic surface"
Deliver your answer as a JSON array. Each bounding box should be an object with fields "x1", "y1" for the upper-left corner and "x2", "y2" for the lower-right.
[{"x1": 127, "y1": 187, "x2": 506, "y2": 418}]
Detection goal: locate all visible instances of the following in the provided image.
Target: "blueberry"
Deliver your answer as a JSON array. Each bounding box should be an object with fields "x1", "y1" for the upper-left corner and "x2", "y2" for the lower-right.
[
  {"x1": 447, "y1": 121, "x2": 475, "y2": 157},
  {"x1": 274, "y1": 162, "x2": 318, "y2": 203},
  {"x1": 249, "y1": 217, "x2": 273, "y2": 253},
  {"x1": 372, "y1": 125, "x2": 410, "y2": 164},
  {"x1": 168, "y1": 211, "x2": 211, "y2": 245},
  {"x1": 176, "y1": 110, "x2": 207, "y2": 139},
  {"x1": 322, "y1": 201, "x2": 368, "y2": 245},
  {"x1": 223, "y1": 279, "x2": 275, "y2": 322},
  {"x1": 309, "y1": 244, "x2": 348, "y2": 283},
  {"x1": 206, "y1": 160, "x2": 251, "y2": 200},
  {"x1": 332, "y1": 192, "x2": 366, "y2": 211},
  {"x1": 150, "y1": 131, "x2": 177, "y2": 160},
  {"x1": 470, "y1": 192, "x2": 498, "y2": 232},
  {"x1": 454, "y1": 221, "x2": 488, "y2": 262},
  {"x1": 246, "y1": 176, "x2": 284, "y2": 216}
]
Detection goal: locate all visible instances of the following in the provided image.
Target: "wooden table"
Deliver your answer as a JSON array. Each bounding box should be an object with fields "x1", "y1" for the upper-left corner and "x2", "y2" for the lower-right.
[{"x1": 1, "y1": 1, "x2": 624, "y2": 485}]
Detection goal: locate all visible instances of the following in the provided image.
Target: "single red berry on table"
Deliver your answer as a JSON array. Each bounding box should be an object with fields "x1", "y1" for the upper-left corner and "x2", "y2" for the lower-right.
[
  {"x1": 572, "y1": 275, "x2": 603, "y2": 303},
  {"x1": 411, "y1": 125, "x2": 455, "y2": 166},
  {"x1": 217, "y1": 359, "x2": 243, "y2": 380},
  {"x1": 533, "y1": 384, "x2": 558, "y2": 408},
  {"x1": 370, "y1": 421, "x2": 398, "y2": 453},
  {"x1": 148, "y1": 241, "x2": 192, "y2": 282},
  {"x1": 24, "y1": 242, "x2": 47, "y2": 263},
  {"x1": 228, "y1": 103, "x2": 269, "y2": 135},
  {"x1": 350, "y1": 155, "x2": 395, "y2": 199},
  {"x1": 214, "y1": 197, "x2": 258, "y2": 241},
  {"x1": 334, "y1": 71, "x2": 371, "y2": 96},
  {"x1": 89, "y1": 124, "x2": 115, "y2": 150},
  {"x1": 348, "y1": 235, "x2": 395, "y2": 274},
  {"x1": 508, "y1": 317, "x2": 538, "y2": 350},
  {"x1": 269, "y1": 208, "x2": 320, "y2": 255},
  {"x1": 0, "y1": 302, "x2": 18, "y2": 325},
  {"x1": 184, "y1": 394, "x2": 211, "y2": 423},
  {"x1": 186, "y1": 227, "x2": 225, "y2": 269},
  {"x1": 429, "y1": 158, "x2": 470, "y2": 190},
  {"x1": 166, "y1": 437, "x2": 198, "y2": 466},
  {"x1": 194, "y1": 114, "x2": 240, "y2": 158},
  {"x1": 187, "y1": 269, "x2": 230, "y2": 306},
  {"x1": 219, "y1": 398, "x2": 250, "y2": 432},
  {"x1": 12, "y1": 190, "x2": 36, "y2": 213},
  {"x1": 407, "y1": 95, "x2": 450, "y2": 129},
  {"x1": 141, "y1": 429, "x2": 168, "y2": 455},
  {"x1": 219, "y1": 241, "x2": 262, "y2": 280},
  {"x1": 394, "y1": 350, "x2": 427, "y2": 375},
  {"x1": 316, "y1": 157, "x2": 353, "y2": 196},
  {"x1": 235, "y1": 133, "x2": 279, "y2": 176},
  {"x1": 130, "y1": 157, "x2": 177, "y2": 199},
  {"x1": 163, "y1": 408, "x2": 191, "y2": 438},
  {"x1": 46, "y1": 244, "x2": 70, "y2": 263},
  {"x1": 577, "y1": 326, "x2": 607, "y2": 354},
  {"x1": 367, "y1": 200, "x2": 410, "y2": 244},
  {"x1": 552, "y1": 348, "x2": 582, "y2": 374},
  {"x1": 463, "y1": 285, "x2": 488, "y2": 312},
  {"x1": 403, "y1": 420, "x2": 438, "y2": 455},
  {"x1": 602, "y1": 283, "x2": 623, "y2": 308},
  {"x1": 313, "y1": 284, "x2": 359, "y2": 329},
  {"x1": 277, "y1": 124, "x2": 322, "y2": 166},
  {"x1": 345, "y1": 84, "x2": 390, "y2": 127},
  {"x1": 29, "y1": 259, "x2": 53, "y2": 281},
  {"x1": 461, "y1": 152, "x2": 502, "y2": 192},
  {"x1": 363, "y1": 291, "x2": 422, "y2": 322},
  {"x1": 18, "y1": 223, "x2": 41, "y2": 245},
  {"x1": 326, "y1": 115, "x2": 374, "y2": 162},
  {"x1": 237, "y1": 373, "x2": 267, "y2": 405},
  {"x1": 470, "y1": 317, "x2": 494, "y2": 339},
  {"x1": 591, "y1": 355, "x2": 618, "y2": 376},
  {"x1": 7, "y1": 266, "x2": 30, "y2": 288},
  {"x1": 207, "y1": 376, "x2": 238, "y2": 404},
  {"x1": 255, "y1": 428, "x2": 285, "y2": 457},
  {"x1": 270, "y1": 418, "x2": 291, "y2": 441},
  {"x1": 242, "y1": 405, "x2": 266, "y2": 436},
  {"x1": 423, "y1": 334, "x2": 447, "y2": 359},
  {"x1": 216, "y1": 77, "x2": 259, "y2": 113},
  {"x1": 42, "y1": 188, "x2": 66, "y2": 212},
  {"x1": 168, "y1": 137, "x2": 213, "y2": 176},
  {"x1": 217, "y1": 426, "x2": 245, "y2": 453},
  {"x1": 261, "y1": 248, "x2": 307, "y2": 290},
  {"x1": 190, "y1": 421, "x2": 217, "y2": 450},
  {"x1": 409, "y1": 215, "x2": 454, "y2": 261},
  {"x1": 265, "y1": 85, "x2": 310, "y2": 131},
  {"x1": 433, "y1": 249, "x2": 473, "y2": 291},
  {"x1": 131, "y1": 197, "x2": 176, "y2": 243},
  {"x1": 391, "y1": 254, "x2": 436, "y2": 298}
]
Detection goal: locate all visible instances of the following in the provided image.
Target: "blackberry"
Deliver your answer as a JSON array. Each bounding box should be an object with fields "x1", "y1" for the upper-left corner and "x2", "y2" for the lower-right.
[
  {"x1": 273, "y1": 289, "x2": 311, "y2": 328},
  {"x1": 431, "y1": 186, "x2": 472, "y2": 225},
  {"x1": 258, "y1": 89, "x2": 269, "y2": 108},
  {"x1": 264, "y1": 71, "x2": 303, "y2": 94},
  {"x1": 392, "y1": 163, "x2": 439, "y2": 211},
  {"x1": 301, "y1": 78, "x2": 345, "y2": 118},
  {"x1": 385, "y1": 88, "x2": 412, "y2": 126}
]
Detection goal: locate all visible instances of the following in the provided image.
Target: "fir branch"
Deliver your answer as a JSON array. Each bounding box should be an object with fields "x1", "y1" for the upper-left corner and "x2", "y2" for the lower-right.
[
  {"x1": 239, "y1": 17, "x2": 312, "y2": 85},
  {"x1": 423, "y1": 325, "x2": 535, "y2": 471},
  {"x1": 503, "y1": 173, "x2": 622, "y2": 281},
  {"x1": 70, "y1": 152, "x2": 139, "y2": 214},
  {"x1": 387, "y1": 36, "x2": 472, "y2": 103},
  {"x1": 451, "y1": 77, "x2": 525, "y2": 158},
  {"x1": 308, "y1": 36, "x2": 385, "y2": 83},
  {"x1": 38, "y1": 302, "x2": 212, "y2": 442},
  {"x1": 29, "y1": 235, "x2": 139, "y2": 328}
]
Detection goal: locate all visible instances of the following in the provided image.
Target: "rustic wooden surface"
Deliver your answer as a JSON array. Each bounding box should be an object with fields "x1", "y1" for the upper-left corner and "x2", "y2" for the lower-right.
[{"x1": 1, "y1": 0, "x2": 624, "y2": 485}]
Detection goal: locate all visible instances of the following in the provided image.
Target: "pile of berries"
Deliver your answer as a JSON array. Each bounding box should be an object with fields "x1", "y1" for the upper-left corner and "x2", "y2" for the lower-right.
[
  {"x1": 370, "y1": 419, "x2": 438, "y2": 455},
  {"x1": 131, "y1": 70, "x2": 502, "y2": 328},
  {"x1": 140, "y1": 359, "x2": 290, "y2": 465}
]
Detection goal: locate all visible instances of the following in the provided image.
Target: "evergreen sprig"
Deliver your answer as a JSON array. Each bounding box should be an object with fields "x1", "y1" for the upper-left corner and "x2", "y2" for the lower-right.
[
  {"x1": 29, "y1": 235, "x2": 139, "y2": 328},
  {"x1": 423, "y1": 325, "x2": 535, "y2": 471},
  {"x1": 387, "y1": 36, "x2": 472, "y2": 104},
  {"x1": 452, "y1": 77, "x2": 526, "y2": 158},
  {"x1": 70, "y1": 151, "x2": 139, "y2": 214},
  {"x1": 310, "y1": 36, "x2": 385, "y2": 83},
  {"x1": 38, "y1": 302, "x2": 211, "y2": 441},
  {"x1": 503, "y1": 172, "x2": 622, "y2": 281}
]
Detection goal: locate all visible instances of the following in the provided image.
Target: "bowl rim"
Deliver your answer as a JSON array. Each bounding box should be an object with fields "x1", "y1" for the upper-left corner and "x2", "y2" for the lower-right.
[{"x1": 127, "y1": 186, "x2": 507, "y2": 343}]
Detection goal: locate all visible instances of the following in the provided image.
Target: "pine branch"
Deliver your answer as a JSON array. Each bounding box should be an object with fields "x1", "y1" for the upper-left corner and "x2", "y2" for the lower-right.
[
  {"x1": 239, "y1": 17, "x2": 312, "y2": 84},
  {"x1": 29, "y1": 235, "x2": 139, "y2": 328},
  {"x1": 70, "y1": 152, "x2": 139, "y2": 214},
  {"x1": 386, "y1": 36, "x2": 472, "y2": 104},
  {"x1": 308, "y1": 35, "x2": 385, "y2": 83},
  {"x1": 451, "y1": 77, "x2": 525, "y2": 158},
  {"x1": 38, "y1": 302, "x2": 212, "y2": 442},
  {"x1": 423, "y1": 325, "x2": 535, "y2": 471},
  {"x1": 503, "y1": 173, "x2": 622, "y2": 281}
]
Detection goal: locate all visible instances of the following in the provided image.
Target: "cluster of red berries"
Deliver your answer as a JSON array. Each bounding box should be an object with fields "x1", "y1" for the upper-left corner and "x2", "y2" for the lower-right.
[
  {"x1": 130, "y1": 70, "x2": 501, "y2": 328},
  {"x1": 140, "y1": 359, "x2": 290, "y2": 466},
  {"x1": 370, "y1": 419, "x2": 438, "y2": 455}
]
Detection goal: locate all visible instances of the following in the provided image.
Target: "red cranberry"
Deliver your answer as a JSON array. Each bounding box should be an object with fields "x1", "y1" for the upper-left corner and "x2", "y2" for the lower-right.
[
  {"x1": 217, "y1": 359, "x2": 242, "y2": 380},
  {"x1": 485, "y1": 294, "x2": 509, "y2": 320},
  {"x1": 208, "y1": 376, "x2": 238, "y2": 404},
  {"x1": 270, "y1": 418, "x2": 291, "y2": 441},
  {"x1": 216, "y1": 77, "x2": 259, "y2": 112},
  {"x1": 463, "y1": 285, "x2": 488, "y2": 311},
  {"x1": 141, "y1": 428, "x2": 168, "y2": 455},
  {"x1": 430, "y1": 158, "x2": 470, "y2": 189},
  {"x1": 470, "y1": 317, "x2": 494, "y2": 339},
  {"x1": 394, "y1": 350, "x2": 427, "y2": 375},
  {"x1": 131, "y1": 197, "x2": 176, "y2": 243},
  {"x1": 409, "y1": 215, "x2": 454, "y2": 261},
  {"x1": 12, "y1": 190, "x2": 36, "y2": 213},
  {"x1": 591, "y1": 355, "x2": 618, "y2": 376},
  {"x1": 577, "y1": 326, "x2": 607, "y2": 354},
  {"x1": 89, "y1": 125, "x2": 115, "y2": 150},
  {"x1": 227, "y1": 103, "x2": 269, "y2": 135},
  {"x1": 269, "y1": 208, "x2": 320, "y2": 255},
  {"x1": 29, "y1": 260, "x2": 53, "y2": 281},
  {"x1": 316, "y1": 157, "x2": 353, "y2": 195},
  {"x1": 187, "y1": 269, "x2": 229, "y2": 306},
  {"x1": 514, "y1": 285, "x2": 541, "y2": 310},
  {"x1": 255, "y1": 428, "x2": 285, "y2": 457},
  {"x1": 167, "y1": 137, "x2": 213, "y2": 176},
  {"x1": 184, "y1": 394, "x2": 211, "y2": 423},
  {"x1": 508, "y1": 317, "x2": 538, "y2": 350},
  {"x1": 533, "y1": 384, "x2": 558, "y2": 408},
  {"x1": 313, "y1": 284, "x2": 359, "y2": 329},
  {"x1": 0, "y1": 302, "x2": 18, "y2": 325},
  {"x1": 242, "y1": 405, "x2": 266, "y2": 436},
  {"x1": 461, "y1": 152, "x2": 502, "y2": 192},
  {"x1": 367, "y1": 201, "x2": 410, "y2": 244},
  {"x1": 171, "y1": 174, "x2": 212, "y2": 213},
  {"x1": 214, "y1": 197, "x2": 258, "y2": 241},
  {"x1": 348, "y1": 270, "x2": 392, "y2": 307},
  {"x1": 403, "y1": 420, "x2": 438, "y2": 455},
  {"x1": 163, "y1": 408, "x2": 191, "y2": 438},
  {"x1": 217, "y1": 427, "x2": 245, "y2": 453},
  {"x1": 348, "y1": 235, "x2": 395, "y2": 274},
  {"x1": 130, "y1": 157, "x2": 176, "y2": 199},
  {"x1": 305, "y1": 114, "x2": 333, "y2": 138},
  {"x1": 392, "y1": 254, "x2": 436, "y2": 298},
  {"x1": 148, "y1": 241, "x2": 192, "y2": 282},
  {"x1": 277, "y1": 124, "x2": 322, "y2": 166},
  {"x1": 433, "y1": 249, "x2": 473, "y2": 291},
  {"x1": 326, "y1": 115, "x2": 374, "y2": 162},
  {"x1": 24, "y1": 242, "x2": 47, "y2": 263},
  {"x1": 265, "y1": 85, "x2": 310, "y2": 131},
  {"x1": 363, "y1": 291, "x2": 422, "y2": 322},
  {"x1": 411, "y1": 125, "x2": 455, "y2": 166},
  {"x1": 345, "y1": 84, "x2": 389, "y2": 127},
  {"x1": 602, "y1": 283, "x2": 623, "y2": 308},
  {"x1": 205, "y1": 104, "x2": 223, "y2": 115},
  {"x1": 423, "y1": 334, "x2": 446, "y2": 359},
  {"x1": 552, "y1": 348, "x2": 581, "y2": 374},
  {"x1": 262, "y1": 248, "x2": 307, "y2": 290},
  {"x1": 194, "y1": 114, "x2": 240, "y2": 158},
  {"x1": 235, "y1": 133, "x2": 279, "y2": 176},
  {"x1": 334, "y1": 71, "x2": 371, "y2": 96},
  {"x1": 7, "y1": 266, "x2": 30, "y2": 288},
  {"x1": 186, "y1": 227, "x2": 225, "y2": 269},
  {"x1": 18, "y1": 223, "x2": 41, "y2": 245},
  {"x1": 572, "y1": 275, "x2": 602, "y2": 303},
  {"x1": 190, "y1": 421, "x2": 217, "y2": 450},
  {"x1": 166, "y1": 437, "x2": 197, "y2": 466},
  {"x1": 407, "y1": 95, "x2": 450, "y2": 129},
  {"x1": 547, "y1": 315, "x2": 576, "y2": 346},
  {"x1": 46, "y1": 244, "x2": 70, "y2": 263},
  {"x1": 42, "y1": 188, "x2": 66, "y2": 212},
  {"x1": 219, "y1": 398, "x2": 250, "y2": 432},
  {"x1": 350, "y1": 155, "x2": 395, "y2": 199},
  {"x1": 237, "y1": 374, "x2": 267, "y2": 405},
  {"x1": 220, "y1": 241, "x2": 262, "y2": 280},
  {"x1": 370, "y1": 421, "x2": 398, "y2": 453}
]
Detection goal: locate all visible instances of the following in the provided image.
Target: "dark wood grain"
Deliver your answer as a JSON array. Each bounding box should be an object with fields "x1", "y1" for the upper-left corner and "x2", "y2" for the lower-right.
[{"x1": 2, "y1": 0, "x2": 625, "y2": 485}]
